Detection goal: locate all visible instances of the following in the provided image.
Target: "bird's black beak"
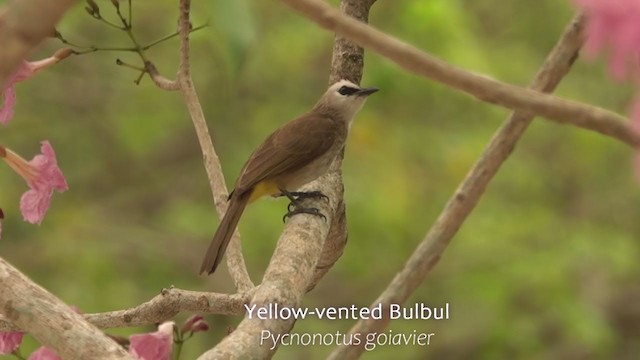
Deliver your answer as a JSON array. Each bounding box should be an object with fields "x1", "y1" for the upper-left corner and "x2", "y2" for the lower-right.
[{"x1": 356, "y1": 87, "x2": 379, "y2": 96}]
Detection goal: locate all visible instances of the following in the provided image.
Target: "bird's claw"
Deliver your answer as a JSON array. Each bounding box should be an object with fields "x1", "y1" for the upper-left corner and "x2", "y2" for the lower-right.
[
  {"x1": 282, "y1": 206, "x2": 327, "y2": 223},
  {"x1": 289, "y1": 191, "x2": 329, "y2": 202}
]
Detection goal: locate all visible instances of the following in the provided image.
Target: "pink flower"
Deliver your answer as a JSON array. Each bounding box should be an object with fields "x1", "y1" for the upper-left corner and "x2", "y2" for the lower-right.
[
  {"x1": 0, "y1": 141, "x2": 68, "y2": 224},
  {"x1": 0, "y1": 48, "x2": 73, "y2": 125},
  {"x1": 0, "y1": 332, "x2": 23, "y2": 354},
  {"x1": 28, "y1": 346, "x2": 61, "y2": 360},
  {"x1": 574, "y1": 0, "x2": 640, "y2": 80},
  {"x1": 180, "y1": 315, "x2": 210, "y2": 334},
  {"x1": 630, "y1": 97, "x2": 640, "y2": 180},
  {"x1": 129, "y1": 322, "x2": 174, "y2": 360}
]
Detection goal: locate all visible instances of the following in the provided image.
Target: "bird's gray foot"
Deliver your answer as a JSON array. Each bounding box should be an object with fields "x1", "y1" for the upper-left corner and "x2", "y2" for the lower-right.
[{"x1": 279, "y1": 189, "x2": 328, "y2": 222}]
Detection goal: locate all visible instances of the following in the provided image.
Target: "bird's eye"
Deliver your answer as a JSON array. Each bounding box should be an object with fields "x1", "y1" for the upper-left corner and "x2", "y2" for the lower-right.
[{"x1": 338, "y1": 85, "x2": 359, "y2": 96}]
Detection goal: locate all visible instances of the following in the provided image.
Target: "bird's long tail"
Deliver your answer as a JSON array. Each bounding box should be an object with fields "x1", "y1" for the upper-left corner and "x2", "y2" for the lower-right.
[{"x1": 200, "y1": 191, "x2": 250, "y2": 275}]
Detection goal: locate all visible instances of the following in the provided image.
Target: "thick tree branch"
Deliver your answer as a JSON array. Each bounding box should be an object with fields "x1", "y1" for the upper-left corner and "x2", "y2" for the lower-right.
[
  {"x1": 279, "y1": 0, "x2": 640, "y2": 147},
  {"x1": 0, "y1": 258, "x2": 134, "y2": 359},
  {"x1": 0, "y1": 288, "x2": 250, "y2": 331},
  {"x1": 86, "y1": 288, "x2": 249, "y2": 329},
  {"x1": 306, "y1": 199, "x2": 347, "y2": 291},
  {"x1": 307, "y1": 0, "x2": 374, "y2": 291},
  {"x1": 328, "y1": 13, "x2": 587, "y2": 360},
  {"x1": 0, "y1": 0, "x2": 76, "y2": 87},
  {"x1": 198, "y1": 176, "x2": 338, "y2": 359},
  {"x1": 328, "y1": 0, "x2": 374, "y2": 84},
  {"x1": 0, "y1": 1, "x2": 132, "y2": 358},
  {"x1": 199, "y1": 0, "x2": 374, "y2": 356}
]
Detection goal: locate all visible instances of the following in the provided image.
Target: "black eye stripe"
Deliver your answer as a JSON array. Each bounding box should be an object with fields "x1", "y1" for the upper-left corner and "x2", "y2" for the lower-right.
[{"x1": 338, "y1": 85, "x2": 359, "y2": 96}]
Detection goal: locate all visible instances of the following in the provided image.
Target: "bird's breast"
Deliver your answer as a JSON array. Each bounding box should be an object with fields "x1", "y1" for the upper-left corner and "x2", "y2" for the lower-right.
[{"x1": 276, "y1": 145, "x2": 341, "y2": 191}]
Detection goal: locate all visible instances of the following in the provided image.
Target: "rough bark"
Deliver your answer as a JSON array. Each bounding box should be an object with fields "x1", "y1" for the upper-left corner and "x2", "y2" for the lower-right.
[{"x1": 0, "y1": 258, "x2": 133, "y2": 359}]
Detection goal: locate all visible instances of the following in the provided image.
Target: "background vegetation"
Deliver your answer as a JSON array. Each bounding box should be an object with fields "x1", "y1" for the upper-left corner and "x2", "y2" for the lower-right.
[{"x1": 1, "y1": 0, "x2": 639, "y2": 359}]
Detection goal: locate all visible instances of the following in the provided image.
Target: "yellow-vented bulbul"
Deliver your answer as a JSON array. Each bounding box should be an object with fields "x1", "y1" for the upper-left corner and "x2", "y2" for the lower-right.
[{"x1": 200, "y1": 79, "x2": 378, "y2": 275}]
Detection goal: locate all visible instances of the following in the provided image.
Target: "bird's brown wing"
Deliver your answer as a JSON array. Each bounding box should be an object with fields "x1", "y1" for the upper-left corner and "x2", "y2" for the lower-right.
[{"x1": 234, "y1": 113, "x2": 342, "y2": 193}]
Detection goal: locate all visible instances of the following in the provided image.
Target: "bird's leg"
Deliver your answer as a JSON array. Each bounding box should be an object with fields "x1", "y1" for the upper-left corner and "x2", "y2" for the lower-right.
[
  {"x1": 279, "y1": 189, "x2": 327, "y2": 222},
  {"x1": 286, "y1": 191, "x2": 329, "y2": 212},
  {"x1": 273, "y1": 190, "x2": 329, "y2": 202},
  {"x1": 288, "y1": 191, "x2": 329, "y2": 202},
  {"x1": 274, "y1": 190, "x2": 330, "y2": 211}
]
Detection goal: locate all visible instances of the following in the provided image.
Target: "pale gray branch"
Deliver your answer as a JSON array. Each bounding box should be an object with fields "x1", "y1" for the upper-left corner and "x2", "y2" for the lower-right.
[
  {"x1": 0, "y1": 287, "x2": 250, "y2": 332},
  {"x1": 198, "y1": 0, "x2": 375, "y2": 356},
  {"x1": 174, "y1": 0, "x2": 254, "y2": 290},
  {"x1": 0, "y1": 257, "x2": 134, "y2": 359},
  {"x1": 85, "y1": 288, "x2": 249, "y2": 329},
  {"x1": 144, "y1": 0, "x2": 254, "y2": 289},
  {"x1": 307, "y1": 0, "x2": 374, "y2": 291},
  {"x1": 328, "y1": 13, "x2": 587, "y2": 360},
  {"x1": 0, "y1": 1, "x2": 134, "y2": 358},
  {"x1": 197, "y1": 173, "x2": 340, "y2": 359},
  {"x1": 146, "y1": 61, "x2": 179, "y2": 90},
  {"x1": 279, "y1": 0, "x2": 640, "y2": 147}
]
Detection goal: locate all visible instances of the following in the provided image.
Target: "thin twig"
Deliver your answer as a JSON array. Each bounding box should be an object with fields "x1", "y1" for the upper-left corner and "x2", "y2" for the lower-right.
[
  {"x1": 174, "y1": 0, "x2": 254, "y2": 290},
  {"x1": 128, "y1": 0, "x2": 132, "y2": 28},
  {"x1": 141, "y1": 0, "x2": 253, "y2": 287},
  {"x1": 279, "y1": 0, "x2": 640, "y2": 147},
  {"x1": 328, "y1": 13, "x2": 587, "y2": 360},
  {"x1": 95, "y1": 15, "x2": 126, "y2": 30},
  {"x1": 141, "y1": 23, "x2": 208, "y2": 51},
  {"x1": 145, "y1": 61, "x2": 179, "y2": 90}
]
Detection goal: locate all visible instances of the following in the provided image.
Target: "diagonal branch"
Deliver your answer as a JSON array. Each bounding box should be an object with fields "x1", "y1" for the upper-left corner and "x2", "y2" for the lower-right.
[
  {"x1": 85, "y1": 288, "x2": 249, "y2": 329},
  {"x1": 197, "y1": 177, "x2": 339, "y2": 359},
  {"x1": 197, "y1": 0, "x2": 374, "y2": 357},
  {"x1": 0, "y1": 257, "x2": 134, "y2": 359},
  {"x1": 307, "y1": 0, "x2": 374, "y2": 291},
  {"x1": 0, "y1": 288, "x2": 250, "y2": 331},
  {"x1": 279, "y1": 0, "x2": 640, "y2": 147},
  {"x1": 0, "y1": 1, "x2": 132, "y2": 358},
  {"x1": 174, "y1": 0, "x2": 254, "y2": 290},
  {"x1": 146, "y1": 0, "x2": 253, "y2": 290},
  {"x1": 328, "y1": 13, "x2": 587, "y2": 360}
]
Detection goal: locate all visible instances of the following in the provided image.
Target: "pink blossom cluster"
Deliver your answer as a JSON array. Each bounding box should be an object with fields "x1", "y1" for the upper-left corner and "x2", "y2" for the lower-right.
[
  {"x1": 574, "y1": 0, "x2": 640, "y2": 177},
  {"x1": 1, "y1": 142, "x2": 68, "y2": 224},
  {"x1": 0, "y1": 322, "x2": 174, "y2": 360},
  {"x1": 1, "y1": 49, "x2": 73, "y2": 125},
  {"x1": 0, "y1": 315, "x2": 209, "y2": 359},
  {"x1": 0, "y1": 49, "x2": 72, "y2": 238},
  {"x1": 575, "y1": 0, "x2": 640, "y2": 80}
]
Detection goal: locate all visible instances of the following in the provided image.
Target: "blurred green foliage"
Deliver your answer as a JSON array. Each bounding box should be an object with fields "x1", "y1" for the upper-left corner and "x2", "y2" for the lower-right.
[{"x1": 1, "y1": 0, "x2": 639, "y2": 359}]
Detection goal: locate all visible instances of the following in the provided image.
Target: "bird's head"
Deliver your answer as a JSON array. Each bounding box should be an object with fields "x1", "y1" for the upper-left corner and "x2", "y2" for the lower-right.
[{"x1": 315, "y1": 79, "x2": 378, "y2": 121}]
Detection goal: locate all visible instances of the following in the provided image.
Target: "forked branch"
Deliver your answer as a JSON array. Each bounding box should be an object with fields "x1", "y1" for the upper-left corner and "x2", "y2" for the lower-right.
[
  {"x1": 279, "y1": 0, "x2": 640, "y2": 147},
  {"x1": 328, "y1": 13, "x2": 587, "y2": 360}
]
